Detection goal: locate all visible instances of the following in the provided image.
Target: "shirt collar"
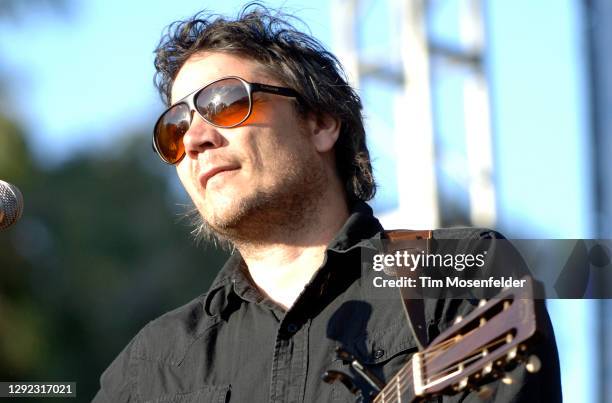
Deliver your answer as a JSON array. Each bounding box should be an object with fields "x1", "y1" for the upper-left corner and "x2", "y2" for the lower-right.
[
  {"x1": 327, "y1": 201, "x2": 384, "y2": 253},
  {"x1": 203, "y1": 201, "x2": 384, "y2": 317}
]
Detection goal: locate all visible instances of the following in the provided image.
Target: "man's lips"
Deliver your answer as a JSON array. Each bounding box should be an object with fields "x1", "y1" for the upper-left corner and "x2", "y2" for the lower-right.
[{"x1": 197, "y1": 166, "x2": 240, "y2": 188}]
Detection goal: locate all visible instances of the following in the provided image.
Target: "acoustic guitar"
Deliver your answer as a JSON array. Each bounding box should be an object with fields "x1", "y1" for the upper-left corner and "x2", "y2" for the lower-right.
[{"x1": 324, "y1": 276, "x2": 544, "y2": 402}]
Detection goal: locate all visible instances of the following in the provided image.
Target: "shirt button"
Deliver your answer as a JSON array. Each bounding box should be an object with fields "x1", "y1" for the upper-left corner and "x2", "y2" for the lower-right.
[
  {"x1": 374, "y1": 349, "x2": 385, "y2": 359},
  {"x1": 286, "y1": 323, "x2": 299, "y2": 334}
]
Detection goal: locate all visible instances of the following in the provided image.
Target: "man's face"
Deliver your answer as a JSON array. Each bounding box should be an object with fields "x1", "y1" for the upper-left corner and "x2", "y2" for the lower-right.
[{"x1": 171, "y1": 52, "x2": 330, "y2": 238}]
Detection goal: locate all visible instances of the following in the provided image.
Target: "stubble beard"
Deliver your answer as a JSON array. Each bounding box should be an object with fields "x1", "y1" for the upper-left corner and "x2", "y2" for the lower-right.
[{"x1": 189, "y1": 154, "x2": 328, "y2": 249}]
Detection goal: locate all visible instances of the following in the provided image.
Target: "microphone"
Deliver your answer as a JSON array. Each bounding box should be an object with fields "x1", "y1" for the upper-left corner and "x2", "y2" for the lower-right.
[{"x1": 0, "y1": 180, "x2": 24, "y2": 230}]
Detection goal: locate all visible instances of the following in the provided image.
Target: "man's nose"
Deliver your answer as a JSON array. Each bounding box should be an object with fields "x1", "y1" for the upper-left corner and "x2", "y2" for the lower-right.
[{"x1": 183, "y1": 114, "x2": 224, "y2": 159}]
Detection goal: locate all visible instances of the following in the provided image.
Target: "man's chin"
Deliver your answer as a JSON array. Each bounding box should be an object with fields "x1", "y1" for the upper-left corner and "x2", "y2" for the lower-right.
[
  {"x1": 201, "y1": 199, "x2": 249, "y2": 231},
  {"x1": 200, "y1": 193, "x2": 275, "y2": 237},
  {"x1": 201, "y1": 209, "x2": 237, "y2": 231}
]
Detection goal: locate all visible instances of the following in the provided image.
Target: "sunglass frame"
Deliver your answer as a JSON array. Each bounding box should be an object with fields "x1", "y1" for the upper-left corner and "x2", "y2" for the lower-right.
[{"x1": 152, "y1": 76, "x2": 300, "y2": 165}]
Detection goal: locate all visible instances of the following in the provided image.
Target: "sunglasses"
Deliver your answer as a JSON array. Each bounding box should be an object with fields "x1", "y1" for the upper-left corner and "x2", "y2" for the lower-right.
[{"x1": 152, "y1": 76, "x2": 300, "y2": 164}]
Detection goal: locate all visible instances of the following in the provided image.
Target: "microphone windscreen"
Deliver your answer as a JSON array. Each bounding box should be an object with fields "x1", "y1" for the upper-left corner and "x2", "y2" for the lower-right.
[{"x1": 0, "y1": 180, "x2": 24, "y2": 230}]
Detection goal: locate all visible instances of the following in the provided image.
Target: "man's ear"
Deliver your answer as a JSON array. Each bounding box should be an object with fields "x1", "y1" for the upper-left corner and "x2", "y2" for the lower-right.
[{"x1": 306, "y1": 113, "x2": 341, "y2": 153}]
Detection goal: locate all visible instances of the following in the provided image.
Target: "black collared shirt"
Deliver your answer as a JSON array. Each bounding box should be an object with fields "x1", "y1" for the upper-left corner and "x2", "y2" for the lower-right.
[{"x1": 93, "y1": 202, "x2": 561, "y2": 403}]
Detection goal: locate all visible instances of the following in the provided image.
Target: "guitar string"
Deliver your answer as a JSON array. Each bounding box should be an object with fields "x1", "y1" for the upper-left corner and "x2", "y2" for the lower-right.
[
  {"x1": 420, "y1": 334, "x2": 510, "y2": 381},
  {"x1": 375, "y1": 365, "x2": 412, "y2": 398},
  {"x1": 422, "y1": 340, "x2": 503, "y2": 383},
  {"x1": 373, "y1": 324, "x2": 482, "y2": 402},
  {"x1": 407, "y1": 328, "x2": 509, "y2": 379},
  {"x1": 419, "y1": 299, "x2": 515, "y2": 359},
  {"x1": 374, "y1": 329, "x2": 498, "y2": 403},
  {"x1": 373, "y1": 331, "x2": 495, "y2": 403},
  {"x1": 400, "y1": 336, "x2": 510, "y2": 397},
  {"x1": 373, "y1": 366, "x2": 413, "y2": 403},
  {"x1": 405, "y1": 334, "x2": 508, "y2": 388},
  {"x1": 371, "y1": 301, "x2": 516, "y2": 402},
  {"x1": 416, "y1": 336, "x2": 459, "y2": 357},
  {"x1": 419, "y1": 323, "x2": 488, "y2": 358},
  {"x1": 374, "y1": 333, "x2": 512, "y2": 402},
  {"x1": 375, "y1": 342, "x2": 505, "y2": 403},
  {"x1": 373, "y1": 300, "x2": 519, "y2": 402},
  {"x1": 394, "y1": 321, "x2": 489, "y2": 368},
  {"x1": 373, "y1": 358, "x2": 414, "y2": 403}
]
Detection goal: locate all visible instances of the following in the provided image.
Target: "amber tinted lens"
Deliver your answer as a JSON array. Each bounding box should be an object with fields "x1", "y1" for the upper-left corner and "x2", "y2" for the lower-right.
[
  {"x1": 195, "y1": 78, "x2": 251, "y2": 127},
  {"x1": 154, "y1": 103, "x2": 190, "y2": 164}
]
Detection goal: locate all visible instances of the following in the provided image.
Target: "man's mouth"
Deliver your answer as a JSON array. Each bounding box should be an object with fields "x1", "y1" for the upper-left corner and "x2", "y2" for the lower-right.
[{"x1": 198, "y1": 166, "x2": 240, "y2": 188}]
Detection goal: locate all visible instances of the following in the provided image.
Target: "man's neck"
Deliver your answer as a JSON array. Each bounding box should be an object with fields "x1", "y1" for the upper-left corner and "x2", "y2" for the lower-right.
[{"x1": 235, "y1": 190, "x2": 350, "y2": 310}]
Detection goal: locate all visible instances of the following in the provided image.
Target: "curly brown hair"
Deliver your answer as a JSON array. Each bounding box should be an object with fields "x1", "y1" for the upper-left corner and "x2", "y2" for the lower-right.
[{"x1": 153, "y1": 3, "x2": 375, "y2": 202}]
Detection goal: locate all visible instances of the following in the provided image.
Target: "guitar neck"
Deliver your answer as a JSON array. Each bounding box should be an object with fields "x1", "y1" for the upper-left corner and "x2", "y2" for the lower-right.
[{"x1": 373, "y1": 356, "x2": 416, "y2": 403}]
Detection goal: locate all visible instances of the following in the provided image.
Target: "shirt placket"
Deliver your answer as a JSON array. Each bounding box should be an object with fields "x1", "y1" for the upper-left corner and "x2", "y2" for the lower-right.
[{"x1": 269, "y1": 316, "x2": 310, "y2": 403}]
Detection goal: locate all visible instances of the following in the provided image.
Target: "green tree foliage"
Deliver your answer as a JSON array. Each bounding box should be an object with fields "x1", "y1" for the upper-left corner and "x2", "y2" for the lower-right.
[{"x1": 0, "y1": 119, "x2": 228, "y2": 400}]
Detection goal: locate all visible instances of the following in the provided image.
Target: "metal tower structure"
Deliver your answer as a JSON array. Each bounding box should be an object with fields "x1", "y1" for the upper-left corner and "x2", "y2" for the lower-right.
[
  {"x1": 331, "y1": 0, "x2": 496, "y2": 229},
  {"x1": 585, "y1": 0, "x2": 612, "y2": 401}
]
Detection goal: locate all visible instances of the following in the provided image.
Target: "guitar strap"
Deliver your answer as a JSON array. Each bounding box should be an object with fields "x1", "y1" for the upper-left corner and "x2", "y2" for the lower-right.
[{"x1": 383, "y1": 229, "x2": 433, "y2": 351}]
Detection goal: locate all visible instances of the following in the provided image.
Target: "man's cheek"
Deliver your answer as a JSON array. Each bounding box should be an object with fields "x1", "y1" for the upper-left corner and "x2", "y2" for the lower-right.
[{"x1": 175, "y1": 164, "x2": 190, "y2": 184}]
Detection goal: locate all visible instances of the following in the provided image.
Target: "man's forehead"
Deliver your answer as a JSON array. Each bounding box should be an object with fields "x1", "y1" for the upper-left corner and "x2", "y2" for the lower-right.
[{"x1": 170, "y1": 53, "x2": 276, "y2": 103}]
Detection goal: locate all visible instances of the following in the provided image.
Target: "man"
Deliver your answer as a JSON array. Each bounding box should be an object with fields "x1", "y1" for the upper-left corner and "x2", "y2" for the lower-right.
[{"x1": 94, "y1": 5, "x2": 561, "y2": 402}]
